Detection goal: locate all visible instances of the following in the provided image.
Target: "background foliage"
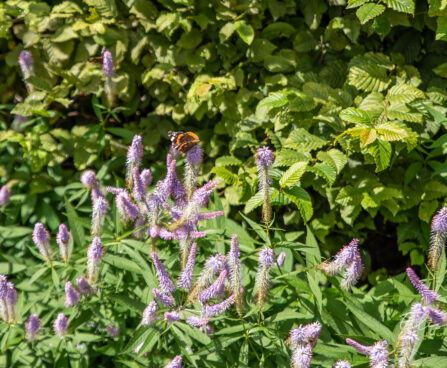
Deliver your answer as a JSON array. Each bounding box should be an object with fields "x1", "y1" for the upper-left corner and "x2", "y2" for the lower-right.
[{"x1": 1, "y1": 0, "x2": 447, "y2": 366}]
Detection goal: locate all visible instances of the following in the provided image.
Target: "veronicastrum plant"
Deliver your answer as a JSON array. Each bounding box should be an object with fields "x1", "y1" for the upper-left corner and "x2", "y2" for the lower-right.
[{"x1": 1, "y1": 134, "x2": 447, "y2": 367}]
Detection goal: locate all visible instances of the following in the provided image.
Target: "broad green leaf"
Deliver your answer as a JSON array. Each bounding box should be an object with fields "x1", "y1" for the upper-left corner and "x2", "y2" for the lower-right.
[
  {"x1": 368, "y1": 139, "x2": 392, "y2": 172},
  {"x1": 383, "y1": 0, "x2": 415, "y2": 14},
  {"x1": 433, "y1": 62, "x2": 447, "y2": 78},
  {"x1": 317, "y1": 149, "x2": 348, "y2": 174},
  {"x1": 307, "y1": 270, "x2": 323, "y2": 313},
  {"x1": 356, "y1": 3, "x2": 385, "y2": 24},
  {"x1": 122, "y1": 327, "x2": 153, "y2": 354},
  {"x1": 283, "y1": 187, "x2": 313, "y2": 222},
  {"x1": 235, "y1": 21, "x2": 255, "y2": 45},
  {"x1": 211, "y1": 166, "x2": 238, "y2": 185},
  {"x1": 339, "y1": 107, "x2": 372, "y2": 124},
  {"x1": 307, "y1": 162, "x2": 337, "y2": 185},
  {"x1": 285, "y1": 128, "x2": 327, "y2": 152},
  {"x1": 388, "y1": 84, "x2": 424, "y2": 104},
  {"x1": 215, "y1": 156, "x2": 243, "y2": 167},
  {"x1": 64, "y1": 199, "x2": 85, "y2": 248},
  {"x1": 375, "y1": 121, "x2": 410, "y2": 141},
  {"x1": 103, "y1": 254, "x2": 142, "y2": 274},
  {"x1": 279, "y1": 162, "x2": 307, "y2": 188}
]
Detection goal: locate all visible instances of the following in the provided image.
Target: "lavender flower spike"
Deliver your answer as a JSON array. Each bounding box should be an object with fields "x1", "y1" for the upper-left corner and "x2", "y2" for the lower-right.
[
  {"x1": 164, "y1": 310, "x2": 180, "y2": 323},
  {"x1": 178, "y1": 242, "x2": 197, "y2": 291},
  {"x1": 54, "y1": 313, "x2": 69, "y2": 338},
  {"x1": 202, "y1": 294, "x2": 236, "y2": 317},
  {"x1": 152, "y1": 288, "x2": 175, "y2": 307},
  {"x1": 141, "y1": 169, "x2": 153, "y2": 189},
  {"x1": 347, "y1": 338, "x2": 389, "y2": 367},
  {"x1": 319, "y1": 238, "x2": 360, "y2": 276},
  {"x1": 32, "y1": 223, "x2": 53, "y2": 262},
  {"x1": 26, "y1": 314, "x2": 41, "y2": 342},
  {"x1": 429, "y1": 207, "x2": 447, "y2": 270},
  {"x1": 396, "y1": 303, "x2": 427, "y2": 368},
  {"x1": 228, "y1": 234, "x2": 243, "y2": 315},
  {"x1": 152, "y1": 252, "x2": 175, "y2": 294},
  {"x1": 334, "y1": 361, "x2": 351, "y2": 368},
  {"x1": 18, "y1": 50, "x2": 35, "y2": 83},
  {"x1": 198, "y1": 270, "x2": 227, "y2": 303},
  {"x1": 0, "y1": 185, "x2": 10, "y2": 206},
  {"x1": 91, "y1": 197, "x2": 108, "y2": 236},
  {"x1": 255, "y1": 146, "x2": 274, "y2": 224},
  {"x1": 291, "y1": 343, "x2": 313, "y2": 368},
  {"x1": 141, "y1": 301, "x2": 159, "y2": 326},
  {"x1": 340, "y1": 254, "x2": 362, "y2": 290},
  {"x1": 116, "y1": 192, "x2": 139, "y2": 222},
  {"x1": 0, "y1": 276, "x2": 7, "y2": 322},
  {"x1": 81, "y1": 170, "x2": 97, "y2": 189},
  {"x1": 102, "y1": 49, "x2": 115, "y2": 107},
  {"x1": 345, "y1": 338, "x2": 372, "y2": 355},
  {"x1": 426, "y1": 306, "x2": 447, "y2": 326},
  {"x1": 76, "y1": 276, "x2": 91, "y2": 295},
  {"x1": 5, "y1": 282, "x2": 18, "y2": 323},
  {"x1": 132, "y1": 167, "x2": 146, "y2": 203},
  {"x1": 57, "y1": 224, "x2": 73, "y2": 262},
  {"x1": 187, "y1": 316, "x2": 210, "y2": 327},
  {"x1": 126, "y1": 135, "x2": 143, "y2": 184},
  {"x1": 165, "y1": 355, "x2": 182, "y2": 368},
  {"x1": 86, "y1": 237, "x2": 104, "y2": 286},
  {"x1": 65, "y1": 281, "x2": 81, "y2": 307},
  {"x1": 184, "y1": 145, "x2": 203, "y2": 198},
  {"x1": 255, "y1": 247, "x2": 275, "y2": 306},
  {"x1": 406, "y1": 267, "x2": 440, "y2": 305}
]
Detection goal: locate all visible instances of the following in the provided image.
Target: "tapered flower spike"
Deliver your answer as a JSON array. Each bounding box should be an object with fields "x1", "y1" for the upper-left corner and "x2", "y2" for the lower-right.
[
  {"x1": 141, "y1": 301, "x2": 159, "y2": 326},
  {"x1": 340, "y1": 255, "x2": 362, "y2": 290},
  {"x1": 26, "y1": 314, "x2": 41, "y2": 343},
  {"x1": 429, "y1": 207, "x2": 447, "y2": 271},
  {"x1": 132, "y1": 167, "x2": 146, "y2": 203},
  {"x1": 396, "y1": 303, "x2": 427, "y2": 368},
  {"x1": 184, "y1": 145, "x2": 203, "y2": 199},
  {"x1": 76, "y1": 276, "x2": 91, "y2": 295},
  {"x1": 91, "y1": 197, "x2": 108, "y2": 236},
  {"x1": 228, "y1": 234, "x2": 243, "y2": 315},
  {"x1": 164, "y1": 310, "x2": 180, "y2": 322},
  {"x1": 291, "y1": 343, "x2": 313, "y2": 368},
  {"x1": 0, "y1": 185, "x2": 10, "y2": 206},
  {"x1": 426, "y1": 306, "x2": 447, "y2": 326},
  {"x1": 19, "y1": 50, "x2": 35, "y2": 91},
  {"x1": 178, "y1": 243, "x2": 197, "y2": 291},
  {"x1": 86, "y1": 237, "x2": 104, "y2": 286},
  {"x1": 334, "y1": 361, "x2": 351, "y2": 368},
  {"x1": 54, "y1": 313, "x2": 69, "y2": 338},
  {"x1": 81, "y1": 170, "x2": 97, "y2": 189},
  {"x1": 107, "y1": 325, "x2": 119, "y2": 337},
  {"x1": 255, "y1": 247, "x2": 275, "y2": 306},
  {"x1": 32, "y1": 223, "x2": 53, "y2": 262},
  {"x1": 277, "y1": 252, "x2": 286, "y2": 267},
  {"x1": 255, "y1": 146, "x2": 274, "y2": 224},
  {"x1": 65, "y1": 281, "x2": 81, "y2": 307},
  {"x1": 102, "y1": 49, "x2": 115, "y2": 107},
  {"x1": 0, "y1": 276, "x2": 8, "y2": 322},
  {"x1": 152, "y1": 252, "x2": 175, "y2": 294},
  {"x1": 165, "y1": 355, "x2": 182, "y2": 368},
  {"x1": 406, "y1": 268, "x2": 440, "y2": 305},
  {"x1": 319, "y1": 238, "x2": 360, "y2": 276},
  {"x1": 152, "y1": 288, "x2": 175, "y2": 307},
  {"x1": 198, "y1": 270, "x2": 227, "y2": 303},
  {"x1": 5, "y1": 282, "x2": 18, "y2": 323},
  {"x1": 289, "y1": 322, "x2": 321, "y2": 368},
  {"x1": 346, "y1": 338, "x2": 389, "y2": 367},
  {"x1": 202, "y1": 294, "x2": 236, "y2": 317},
  {"x1": 116, "y1": 192, "x2": 139, "y2": 222},
  {"x1": 141, "y1": 169, "x2": 153, "y2": 189},
  {"x1": 187, "y1": 316, "x2": 210, "y2": 327},
  {"x1": 57, "y1": 224, "x2": 72, "y2": 262}
]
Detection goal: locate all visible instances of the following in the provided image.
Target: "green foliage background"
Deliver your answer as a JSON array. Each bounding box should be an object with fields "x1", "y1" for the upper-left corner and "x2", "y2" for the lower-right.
[{"x1": 1, "y1": 0, "x2": 447, "y2": 366}]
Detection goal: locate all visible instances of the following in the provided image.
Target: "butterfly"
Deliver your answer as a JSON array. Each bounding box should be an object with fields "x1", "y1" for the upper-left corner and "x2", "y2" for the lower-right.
[{"x1": 168, "y1": 131, "x2": 200, "y2": 153}]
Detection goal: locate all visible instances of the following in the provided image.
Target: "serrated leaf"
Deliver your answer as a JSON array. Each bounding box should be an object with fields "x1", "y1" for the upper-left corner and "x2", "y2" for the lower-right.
[
  {"x1": 26, "y1": 76, "x2": 52, "y2": 92},
  {"x1": 215, "y1": 156, "x2": 243, "y2": 167},
  {"x1": 285, "y1": 128, "x2": 327, "y2": 152},
  {"x1": 383, "y1": 0, "x2": 415, "y2": 14},
  {"x1": 340, "y1": 107, "x2": 372, "y2": 124},
  {"x1": 368, "y1": 139, "x2": 392, "y2": 172},
  {"x1": 283, "y1": 187, "x2": 313, "y2": 222},
  {"x1": 356, "y1": 3, "x2": 385, "y2": 24},
  {"x1": 211, "y1": 167, "x2": 238, "y2": 185},
  {"x1": 274, "y1": 149, "x2": 311, "y2": 167},
  {"x1": 256, "y1": 92, "x2": 288, "y2": 120},
  {"x1": 388, "y1": 84, "x2": 424, "y2": 104},
  {"x1": 279, "y1": 162, "x2": 307, "y2": 188},
  {"x1": 317, "y1": 149, "x2": 347, "y2": 174},
  {"x1": 244, "y1": 189, "x2": 279, "y2": 214},
  {"x1": 83, "y1": 0, "x2": 117, "y2": 17},
  {"x1": 308, "y1": 163, "x2": 337, "y2": 185},
  {"x1": 375, "y1": 121, "x2": 410, "y2": 141}
]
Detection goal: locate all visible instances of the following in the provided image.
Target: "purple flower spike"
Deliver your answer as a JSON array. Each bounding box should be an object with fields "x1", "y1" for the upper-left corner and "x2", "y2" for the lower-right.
[
  {"x1": 152, "y1": 288, "x2": 175, "y2": 307},
  {"x1": 198, "y1": 211, "x2": 225, "y2": 221},
  {"x1": 164, "y1": 310, "x2": 180, "y2": 323},
  {"x1": 291, "y1": 343, "x2": 313, "y2": 368},
  {"x1": 429, "y1": 207, "x2": 447, "y2": 270},
  {"x1": 186, "y1": 145, "x2": 203, "y2": 166},
  {"x1": 0, "y1": 275, "x2": 7, "y2": 298},
  {"x1": 32, "y1": 223, "x2": 53, "y2": 261},
  {"x1": 91, "y1": 197, "x2": 108, "y2": 236},
  {"x1": 347, "y1": 338, "x2": 389, "y2": 367},
  {"x1": 431, "y1": 207, "x2": 447, "y2": 233},
  {"x1": 107, "y1": 325, "x2": 120, "y2": 337},
  {"x1": 76, "y1": 276, "x2": 91, "y2": 295},
  {"x1": 57, "y1": 224, "x2": 72, "y2": 262},
  {"x1": 198, "y1": 269, "x2": 227, "y2": 303},
  {"x1": 259, "y1": 247, "x2": 275, "y2": 267},
  {"x1": 256, "y1": 146, "x2": 275, "y2": 168},
  {"x1": 165, "y1": 355, "x2": 182, "y2": 368},
  {"x1": 65, "y1": 281, "x2": 81, "y2": 308},
  {"x1": 426, "y1": 306, "x2": 447, "y2": 326},
  {"x1": 0, "y1": 185, "x2": 10, "y2": 206},
  {"x1": 178, "y1": 243, "x2": 197, "y2": 290},
  {"x1": 102, "y1": 49, "x2": 114, "y2": 78},
  {"x1": 191, "y1": 181, "x2": 219, "y2": 207},
  {"x1": 141, "y1": 169, "x2": 153, "y2": 189},
  {"x1": 26, "y1": 314, "x2": 41, "y2": 342},
  {"x1": 116, "y1": 192, "x2": 139, "y2": 222},
  {"x1": 345, "y1": 338, "x2": 372, "y2": 355},
  {"x1": 87, "y1": 237, "x2": 104, "y2": 285},
  {"x1": 141, "y1": 301, "x2": 159, "y2": 326},
  {"x1": 54, "y1": 313, "x2": 69, "y2": 338},
  {"x1": 5, "y1": 282, "x2": 18, "y2": 322},
  {"x1": 152, "y1": 252, "x2": 175, "y2": 294},
  {"x1": 290, "y1": 326, "x2": 308, "y2": 346},
  {"x1": 334, "y1": 361, "x2": 351, "y2": 368},
  {"x1": 81, "y1": 170, "x2": 97, "y2": 189},
  {"x1": 187, "y1": 316, "x2": 210, "y2": 327},
  {"x1": 277, "y1": 252, "x2": 286, "y2": 267},
  {"x1": 18, "y1": 50, "x2": 34, "y2": 79},
  {"x1": 406, "y1": 267, "x2": 440, "y2": 305},
  {"x1": 202, "y1": 294, "x2": 235, "y2": 317}
]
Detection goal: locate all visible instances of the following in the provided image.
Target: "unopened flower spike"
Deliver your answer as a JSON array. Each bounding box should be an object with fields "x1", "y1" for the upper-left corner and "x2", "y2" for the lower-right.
[
  {"x1": 187, "y1": 316, "x2": 210, "y2": 327},
  {"x1": 102, "y1": 49, "x2": 115, "y2": 107},
  {"x1": 32, "y1": 223, "x2": 53, "y2": 262},
  {"x1": 255, "y1": 247, "x2": 275, "y2": 306},
  {"x1": 107, "y1": 325, "x2": 119, "y2": 337},
  {"x1": 164, "y1": 310, "x2": 180, "y2": 323},
  {"x1": 178, "y1": 242, "x2": 197, "y2": 291},
  {"x1": 132, "y1": 167, "x2": 146, "y2": 204},
  {"x1": 429, "y1": 207, "x2": 447, "y2": 271},
  {"x1": 255, "y1": 146, "x2": 274, "y2": 224},
  {"x1": 152, "y1": 288, "x2": 175, "y2": 307},
  {"x1": 152, "y1": 252, "x2": 175, "y2": 294},
  {"x1": 0, "y1": 275, "x2": 8, "y2": 322},
  {"x1": 54, "y1": 313, "x2": 69, "y2": 338},
  {"x1": 76, "y1": 276, "x2": 91, "y2": 295},
  {"x1": 141, "y1": 301, "x2": 159, "y2": 326},
  {"x1": 165, "y1": 355, "x2": 182, "y2": 368},
  {"x1": 406, "y1": 267, "x2": 440, "y2": 305},
  {"x1": 202, "y1": 294, "x2": 235, "y2": 317},
  {"x1": 86, "y1": 237, "x2": 104, "y2": 286},
  {"x1": 5, "y1": 282, "x2": 18, "y2": 323},
  {"x1": 65, "y1": 281, "x2": 81, "y2": 307},
  {"x1": 228, "y1": 234, "x2": 244, "y2": 315},
  {"x1": 346, "y1": 338, "x2": 389, "y2": 368},
  {"x1": 426, "y1": 306, "x2": 447, "y2": 326},
  {"x1": 19, "y1": 50, "x2": 35, "y2": 91},
  {"x1": 57, "y1": 224, "x2": 72, "y2": 262},
  {"x1": 81, "y1": 170, "x2": 97, "y2": 189},
  {"x1": 0, "y1": 185, "x2": 10, "y2": 206},
  {"x1": 91, "y1": 197, "x2": 108, "y2": 236},
  {"x1": 197, "y1": 269, "x2": 227, "y2": 303},
  {"x1": 26, "y1": 314, "x2": 41, "y2": 342}
]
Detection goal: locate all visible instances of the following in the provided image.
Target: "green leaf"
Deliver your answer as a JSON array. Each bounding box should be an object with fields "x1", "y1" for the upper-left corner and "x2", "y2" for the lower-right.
[
  {"x1": 285, "y1": 128, "x2": 327, "y2": 152},
  {"x1": 283, "y1": 187, "x2": 313, "y2": 222},
  {"x1": 215, "y1": 156, "x2": 243, "y2": 166},
  {"x1": 64, "y1": 199, "x2": 85, "y2": 248},
  {"x1": 356, "y1": 3, "x2": 385, "y2": 25},
  {"x1": 103, "y1": 254, "x2": 142, "y2": 274},
  {"x1": 383, "y1": 0, "x2": 415, "y2": 14},
  {"x1": 256, "y1": 92, "x2": 288, "y2": 120},
  {"x1": 235, "y1": 21, "x2": 255, "y2": 45},
  {"x1": 388, "y1": 84, "x2": 424, "y2": 104},
  {"x1": 174, "y1": 323, "x2": 211, "y2": 345},
  {"x1": 211, "y1": 166, "x2": 238, "y2": 185},
  {"x1": 306, "y1": 270, "x2": 323, "y2": 313},
  {"x1": 317, "y1": 149, "x2": 348, "y2": 174},
  {"x1": 83, "y1": 0, "x2": 117, "y2": 17},
  {"x1": 279, "y1": 162, "x2": 307, "y2": 188},
  {"x1": 340, "y1": 107, "x2": 372, "y2": 124},
  {"x1": 368, "y1": 140, "x2": 392, "y2": 172},
  {"x1": 307, "y1": 163, "x2": 337, "y2": 185},
  {"x1": 375, "y1": 121, "x2": 410, "y2": 141},
  {"x1": 436, "y1": 16, "x2": 447, "y2": 41},
  {"x1": 274, "y1": 149, "x2": 311, "y2": 167},
  {"x1": 121, "y1": 327, "x2": 153, "y2": 354},
  {"x1": 26, "y1": 76, "x2": 52, "y2": 92},
  {"x1": 433, "y1": 62, "x2": 447, "y2": 78}
]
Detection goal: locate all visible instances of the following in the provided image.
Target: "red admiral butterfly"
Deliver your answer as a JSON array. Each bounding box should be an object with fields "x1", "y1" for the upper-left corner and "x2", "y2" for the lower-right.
[{"x1": 168, "y1": 131, "x2": 200, "y2": 153}]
